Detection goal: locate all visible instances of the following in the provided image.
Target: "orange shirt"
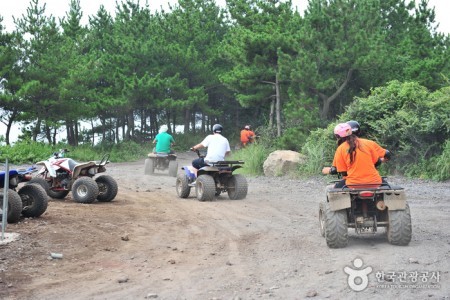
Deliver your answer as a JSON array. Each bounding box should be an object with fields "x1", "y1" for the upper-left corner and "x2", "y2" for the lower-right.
[
  {"x1": 333, "y1": 138, "x2": 382, "y2": 185},
  {"x1": 359, "y1": 138, "x2": 386, "y2": 158},
  {"x1": 332, "y1": 139, "x2": 386, "y2": 166},
  {"x1": 240, "y1": 129, "x2": 255, "y2": 143}
]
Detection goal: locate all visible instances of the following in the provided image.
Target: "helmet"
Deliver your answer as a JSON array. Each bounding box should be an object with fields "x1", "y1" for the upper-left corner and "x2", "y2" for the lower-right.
[
  {"x1": 212, "y1": 124, "x2": 223, "y2": 133},
  {"x1": 244, "y1": 125, "x2": 250, "y2": 130},
  {"x1": 334, "y1": 123, "x2": 352, "y2": 139},
  {"x1": 159, "y1": 125, "x2": 168, "y2": 133},
  {"x1": 346, "y1": 120, "x2": 360, "y2": 136}
]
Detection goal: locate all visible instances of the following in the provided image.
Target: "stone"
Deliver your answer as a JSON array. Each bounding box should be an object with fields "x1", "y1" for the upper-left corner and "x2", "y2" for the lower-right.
[{"x1": 263, "y1": 150, "x2": 305, "y2": 177}]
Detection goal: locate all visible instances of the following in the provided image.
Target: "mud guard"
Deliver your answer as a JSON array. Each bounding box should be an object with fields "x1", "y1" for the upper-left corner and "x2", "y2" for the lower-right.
[
  {"x1": 384, "y1": 189, "x2": 407, "y2": 210},
  {"x1": 327, "y1": 192, "x2": 351, "y2": 211}
]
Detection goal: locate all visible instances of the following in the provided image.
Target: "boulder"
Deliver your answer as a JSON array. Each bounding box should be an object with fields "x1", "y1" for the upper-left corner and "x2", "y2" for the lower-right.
[{"x1": 263, "y1": 150, "x2": 305, "y2": 177}]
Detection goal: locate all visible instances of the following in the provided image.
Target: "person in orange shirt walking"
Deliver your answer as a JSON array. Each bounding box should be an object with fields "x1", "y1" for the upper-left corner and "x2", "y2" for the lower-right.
[
  {"x1": 322, "y1": 123, "x2": 382, "y2": 188},
  {"x1": 240, "y1": 125, "x2": 256, "y2": 147}
]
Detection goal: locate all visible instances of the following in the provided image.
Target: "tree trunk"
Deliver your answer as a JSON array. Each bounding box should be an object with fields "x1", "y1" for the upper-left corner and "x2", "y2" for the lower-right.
[
  {"x1": 319, "y1": 68, "x2": 354, "y2": 119},
  {"x1": 183, "y1": 108, "x2": 190, "y2": 133},
  {"x1": 275, "y1": 73, "x2": 281, "y2": 137},
  {"x1": 32, "y1": 118, "x2": 41, "y2": 142},
  {"x1": 3, "y1": 110, "x2": 18, "y2": 145},
  {"x1": 91, "y1": 119, "x2": 95, "y2": 146}
]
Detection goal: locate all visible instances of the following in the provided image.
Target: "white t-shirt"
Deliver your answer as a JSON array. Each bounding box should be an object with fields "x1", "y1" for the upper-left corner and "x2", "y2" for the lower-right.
[{"x1": 201, "y1": 133, "x2": 231, "y2": 162}]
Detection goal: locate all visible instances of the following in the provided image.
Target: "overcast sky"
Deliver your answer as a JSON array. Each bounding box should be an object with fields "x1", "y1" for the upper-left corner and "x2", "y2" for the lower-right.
[{"x1": 1, "y1": 0, "x2": 449, "y2": 34}]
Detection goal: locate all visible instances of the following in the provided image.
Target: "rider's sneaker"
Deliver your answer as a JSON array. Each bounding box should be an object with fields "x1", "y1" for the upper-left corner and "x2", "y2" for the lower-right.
[{"x1": 191, "y1": 181, "x2": 196, "y2": 185}]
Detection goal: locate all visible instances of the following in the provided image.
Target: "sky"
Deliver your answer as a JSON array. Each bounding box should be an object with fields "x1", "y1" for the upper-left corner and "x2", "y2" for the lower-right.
[
  {"x1": 1, "y1": 0, "x2": 449, "y2": 143},
  {"x1": 1, "y1": 0, "x2": 450, "y2": 34}
]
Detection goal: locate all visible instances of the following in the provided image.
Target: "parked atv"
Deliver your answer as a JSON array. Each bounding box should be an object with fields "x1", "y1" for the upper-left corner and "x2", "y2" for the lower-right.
[
  {"x1": 0, "y1": 166, "x2": 48, "y2": 223},
  {"x1": 30, "y1": 149, "x2": 118, "y2": 204},
  {"x1": 145, "y1": 152, "x2": 178, "y2": 177},
  {"x1": 319, "y1": 180, "x2": 412, "y2": 248},
  {"x1": 176, "y1": 149, "x2": 248, "y2": 201}
]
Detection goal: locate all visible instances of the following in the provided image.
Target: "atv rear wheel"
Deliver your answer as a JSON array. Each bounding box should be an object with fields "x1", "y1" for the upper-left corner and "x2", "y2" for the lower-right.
[
  {"x1": 19, "y1": 184, "x2": 48, "y2": 218},
  {"x1": 387, "y1": 203, "x2": 412, "y2": 246},
  {"x1": 176, "y1": 173, "x2": 191, "y2": 198},
  {"x1": 72, "y1": 177, "x2": 99, "y2": 203},
  {"x1": 196, "y1": 175, "x2": 216, "y2": 201},
  {"x1": 168, "y1": 161, "x2": 178, "y2": 177},
  {"x1": 95, "y1": 175, "x2": 118, "y2": 202},
  {"x1": 323, "y1": 202, "x2": 348, "y2": 248},
  {"x1": 0, "y1": 189, "x2": 22, "y2": 223},
  {"x1": 144, "y1": 158, "x2": 155, "y2": 175},
  {"x1": 227, "y1": 174, "x2": 248, "y2": 200}
]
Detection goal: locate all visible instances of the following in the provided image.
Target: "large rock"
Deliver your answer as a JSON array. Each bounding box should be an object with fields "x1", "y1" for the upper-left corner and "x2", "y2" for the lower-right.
[{"x1": 263, "y1": 150, "x2": 305, "y2": 177}]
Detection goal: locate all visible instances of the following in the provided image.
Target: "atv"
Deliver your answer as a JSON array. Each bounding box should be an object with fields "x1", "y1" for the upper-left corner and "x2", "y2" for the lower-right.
[
  {"x1": 145, "y1": 152, "x2": 178, "y2": 177},
  {"x1": 30, "y1": 150, "x2": 118, "y2": 204},
  {"x1": 1, "y1": 166, "x2": 48, "y2": 223},
  {"x1": 319, "y1": 180, "x2": 412, "y2": 248},
  {"x1": 176, "y1": 149, "x2": 248, "y2": 201}
]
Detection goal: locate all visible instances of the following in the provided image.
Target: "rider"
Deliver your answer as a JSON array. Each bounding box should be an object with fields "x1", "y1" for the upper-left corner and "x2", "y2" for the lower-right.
[
  {"x1": 323, "y1": 123, "x2": 382, "y2": 188},
  {"x1": 240, "y1": 125, "x2": 256, "y2": 147},
  {"x1": 153, "y1": 125, "x2": 175, "y2": 154},
  {"x1": 346, "y1": 120, "x2": 391, "y2": 166},
  {"x1": 191, "y1": 124, "x2": 231, "y2": 170}
]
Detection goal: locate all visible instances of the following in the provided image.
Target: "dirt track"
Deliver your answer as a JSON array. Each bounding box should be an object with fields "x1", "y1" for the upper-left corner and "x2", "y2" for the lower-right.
[{"x1": 0, "y1": 152, "x2": 449, "y2": 300}]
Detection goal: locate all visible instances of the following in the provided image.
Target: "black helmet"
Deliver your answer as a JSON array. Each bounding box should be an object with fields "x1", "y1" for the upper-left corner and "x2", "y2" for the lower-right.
[
  {"x1": 212, "y1": 124, "x2": 223, "y2": 133},
  {"x1": 346, "y1": 120, "x2": 361, "y2": 136}
]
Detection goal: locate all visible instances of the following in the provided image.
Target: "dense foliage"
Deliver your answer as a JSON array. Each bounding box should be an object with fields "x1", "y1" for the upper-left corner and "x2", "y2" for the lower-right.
[{"x1": 1, "y1": 0, "x2": 449, "y2": 180}]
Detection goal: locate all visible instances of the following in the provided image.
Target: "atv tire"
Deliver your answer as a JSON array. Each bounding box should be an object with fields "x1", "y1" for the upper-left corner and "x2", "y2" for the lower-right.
[
  {"x1": 27, "y1": 177, "x2": 50, "y2": 195},
  {"x1": 0, "y1": 189, "x2": 23, "y2": 223},
  {"x1": 168, "y1": 161, "x2": 178, "y2": 177},
  {"x1": 323, "y1": 202, "x2": 348, "y2": 248},
  {"x1": 19, "y1": 184, "x2": 48, "y2": 218},
  {"x1": 72, "y1": 177, "x2": 99, "y2": 204},
  {"x1": 387, "y1": 203, "x2": 412, "y2": 246},
  {"x1": 144, "y1": 158, "x2": 155, "y2": 175},
  {"x1": 227, "y1": 174, "x2": 248, "y2": 200},
  {"x1": 95, "y1": 175, "x2": 118, "y2": 202},
  {"x1": 196, "y1": 175, "x2": 216, "y2": 202},
  {"x1": 176, "y1": 173, "x2": 191, "y2": 198}
]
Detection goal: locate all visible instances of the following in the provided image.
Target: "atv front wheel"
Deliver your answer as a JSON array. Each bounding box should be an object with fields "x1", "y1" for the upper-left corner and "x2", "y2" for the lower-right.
[
  {"x1": 387, "y1": 203, "x2": 412, "y2": 246},
  {"x1": 176, "y1": 173, "x2": 191, "y2": 198},
  {"x1": 19, "y1": 184, "x2": 48, "y2": 218},
  {"x1": 323, "y1": 202, "x2": 348, "y2": 248},
  {"x1": 72, "y1": 177, "x2": 99, "y2": 203},
  {"x1": 196, "y1": 175, "x2": 216, "y2": 201},
  {"x1": 144, "y1": 158, "x2": 155, "y2": 175},
  {"x1": 0, "y1": 189, "x2": 23, "y2": 223},
  {"x1": 227, "y1": 174, "x2": 248, "y2": 200},
  {"x1": 95, "y1": 175, "x2": 118, "y2": 202}
]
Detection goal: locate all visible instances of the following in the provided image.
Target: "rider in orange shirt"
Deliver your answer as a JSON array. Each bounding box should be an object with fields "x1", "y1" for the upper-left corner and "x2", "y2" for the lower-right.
[
  {"x1": 323, "y1": 123, "x2": 382, "y2": 188},
  {"x1": 240, "y1": 125, "x2": 256, "y2": 147}
]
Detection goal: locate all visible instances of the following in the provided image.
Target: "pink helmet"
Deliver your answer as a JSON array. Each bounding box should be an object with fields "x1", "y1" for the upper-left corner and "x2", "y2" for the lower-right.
[{"x1": 334, "y1": 123, "x2": 352, "y2": 138}]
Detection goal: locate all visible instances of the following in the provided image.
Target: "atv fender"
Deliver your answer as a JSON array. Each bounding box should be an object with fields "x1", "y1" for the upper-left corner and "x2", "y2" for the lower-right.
[
  {"x1": 384, "y1": 189, "x2": 407, "y2": 210},
  {"x1": 36, "y1": 161, "x2": 57, "y2": 178},
  {"x1": 326, "y1": 191, "x2": 351, "y2": 211}
]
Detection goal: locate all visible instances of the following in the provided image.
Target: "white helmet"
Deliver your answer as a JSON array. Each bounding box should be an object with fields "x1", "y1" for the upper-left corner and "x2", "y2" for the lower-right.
[{"x1": 159, "y1": 125, "x2": 168, "y2": 133}]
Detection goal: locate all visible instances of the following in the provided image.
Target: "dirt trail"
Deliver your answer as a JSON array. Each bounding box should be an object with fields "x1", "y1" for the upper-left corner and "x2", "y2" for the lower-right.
[{"x1": 0, "y1": 152, "x2": 449, "y2": 300}]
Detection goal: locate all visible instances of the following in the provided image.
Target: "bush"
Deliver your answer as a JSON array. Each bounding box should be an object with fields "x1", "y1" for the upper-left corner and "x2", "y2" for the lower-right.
[{"x1": 229, "y1": 143, "x2": 271, "y2": 176}]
